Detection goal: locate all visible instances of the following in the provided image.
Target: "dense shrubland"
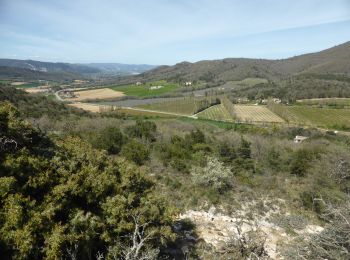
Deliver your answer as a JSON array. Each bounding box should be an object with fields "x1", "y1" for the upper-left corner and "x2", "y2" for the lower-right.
[
  {"x1": 1, "y1": 94, "x2": 350, "y2": 259},
  {"x1": 0, "y1": 102, "x2": 175, "y2": 259}
]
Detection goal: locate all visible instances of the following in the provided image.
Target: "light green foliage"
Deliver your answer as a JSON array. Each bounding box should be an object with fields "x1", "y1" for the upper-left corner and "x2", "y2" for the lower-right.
[
  {"x1": 121, "y1": 139, "x2": 150, "y2": 165},
  {"x1": 191, "y1": 157, "x2": 234, "y2": 191},
  {"x1": 220, "y1": 96, "x2": 236, "y2": 118}
]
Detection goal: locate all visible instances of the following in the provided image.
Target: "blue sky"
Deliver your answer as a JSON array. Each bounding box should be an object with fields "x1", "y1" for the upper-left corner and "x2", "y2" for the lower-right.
[{"x1": 0, "y1": 0, "x2": 349, "y2": 64}]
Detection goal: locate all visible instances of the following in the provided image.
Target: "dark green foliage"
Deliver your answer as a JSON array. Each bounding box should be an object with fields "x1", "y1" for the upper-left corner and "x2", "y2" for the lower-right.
[
  {"x1": 266, "y1": 147, "x2": 281, "y2": 170},
  {"x1": 0, "y1": 86, "x2": 87, "y2": 119},
  {"x1": 237, "y1": 137, "x2": 251, "y2": 159},
  {"x1": 127, "y1": 120, "x2": 157, "y2": 142},
  {"x1": 300, "y1": 191, "x2": 326, "y2": 214},
  {"x1": 121, "y1": 139, "x2": 150, "y2": 165},
  {"x1": 218, "y1": 142, "x2": 237, "y2": 163},
  {"x1": 290, "y1": 149, "x2": 314, "y2": 176},
  {"x1": 0, "y1": 103, "x2": 174, "y2": 259},
  {"x1": 157, "y1": 130, "x2": 208, "y2": 172},
  {"x1": 90, "y1": 126, "x2": 126, "y2": 154},
  {"x1": 188, "y1": 129, "x2": 206, "y2": 144}
]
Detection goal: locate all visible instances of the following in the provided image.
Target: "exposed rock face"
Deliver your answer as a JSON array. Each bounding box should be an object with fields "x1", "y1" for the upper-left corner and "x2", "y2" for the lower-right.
[{"x1": 179, "y1": 199, "x2": 323, "y2": 259}]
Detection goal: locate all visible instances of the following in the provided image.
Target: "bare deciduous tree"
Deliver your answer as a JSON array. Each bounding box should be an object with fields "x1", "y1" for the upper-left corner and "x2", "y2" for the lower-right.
[
  {"x1": 114, "y1": 214, "x2": 159, "y2": 260},
  {"x1": 219, "y1": 221, "x2": 269, "y2": 259},
  {"x1": 298, "y1": 200, "x2": 350, "y2": 259}
]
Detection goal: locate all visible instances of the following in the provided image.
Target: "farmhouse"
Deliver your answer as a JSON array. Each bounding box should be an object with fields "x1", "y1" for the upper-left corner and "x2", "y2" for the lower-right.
[
  {"x1": 136, "y1": 81, "x2": 142, "y2": 86},
  {"x1": 60, "y1": 90, "x2": 76, "y2": 99},
  {"x1": 185, "y1": 81, "x2": 192, "y2": 86},
  {"x1": 294, "y1": 135, "x2": 308, "y2": 143},
  {"x1": 149, "y1": 86, "x2": 163, "y2": 90}
]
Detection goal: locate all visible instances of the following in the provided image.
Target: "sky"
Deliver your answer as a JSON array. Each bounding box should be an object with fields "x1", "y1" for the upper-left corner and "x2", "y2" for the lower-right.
[{"x1": 0, "y1": 0, "x2": 349, "y2": 65}]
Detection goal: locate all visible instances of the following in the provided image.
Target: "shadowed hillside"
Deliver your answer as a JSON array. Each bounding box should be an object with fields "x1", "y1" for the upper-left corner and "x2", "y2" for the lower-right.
[{"x1": 129, "y1": 41, "x2": 350, "y2": 84}]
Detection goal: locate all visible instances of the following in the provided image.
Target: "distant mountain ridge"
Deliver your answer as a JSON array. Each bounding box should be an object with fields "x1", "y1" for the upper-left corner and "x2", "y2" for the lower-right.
[
  {"x1": 83, "y1": 63, "x2": 157, "y2": 75},
  {"x1": 0, "y1": 59, "x2": 157, "y2": 80},
  {"x1": 132, "y1": 41, "x2": 350, "y2": 83},
  {"x1": 0, "y1": 41, "x2": 349, "y2": 83}
]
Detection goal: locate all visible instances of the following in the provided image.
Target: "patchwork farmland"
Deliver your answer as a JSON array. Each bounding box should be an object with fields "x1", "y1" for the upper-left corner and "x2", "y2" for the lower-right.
[
  {"x1": 234, "y1": 105, "x2": 284, "y2": 123},
  {"x1": 197, "y1": 104, "x2": 234, "y2": 122},
  {"x1": 137, "y1": 97, "x2": 219, "y2": 115},
  {"x1": 269, "y1": 103, "x2": 350, "y2": 130}
]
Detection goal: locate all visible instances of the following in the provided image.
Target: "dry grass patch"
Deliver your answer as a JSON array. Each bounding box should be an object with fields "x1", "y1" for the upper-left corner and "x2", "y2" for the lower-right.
[
  {"x1": 68, "y1": 102, "x2": 111, "y2": 113},
  {"x1": 11, "y1": 82, "x2": 28, "y2": 86},
  {"x1": 67, "y1": 88, "x2": 125, "y2": 101},
  {"x1": 24, "y1": 87, "x2": 50, "y2": 94}
]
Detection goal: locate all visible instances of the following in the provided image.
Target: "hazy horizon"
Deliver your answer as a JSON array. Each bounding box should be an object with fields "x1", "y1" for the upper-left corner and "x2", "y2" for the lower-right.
[{"x1": 0, "y1": 0, "x2": 349, "y2": 65}]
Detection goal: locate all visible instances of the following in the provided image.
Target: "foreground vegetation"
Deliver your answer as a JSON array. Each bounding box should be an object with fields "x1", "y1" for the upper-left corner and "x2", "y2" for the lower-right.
[{"x1": 1, "y1": 82, "x2": 350, "y2": 259}]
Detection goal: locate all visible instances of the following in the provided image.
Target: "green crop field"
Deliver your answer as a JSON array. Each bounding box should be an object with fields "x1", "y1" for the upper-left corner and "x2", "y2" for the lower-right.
[
  {"x1": 197, "y1": 104, "x2": 234, "y2": 122},
  {"x1": 14, "y1": 82, "x2": 41, "y2": 88},
  {"x1": 109, "y1": 80, "x2": 180, "y2": 97},
  {"x1": 0, "y1": 80, "x2": 10, "y2": 84},
  {"x1": 269, "y1": 104, "x2": 350, "y2": 130},
  {"x1": 296, "y1": 98, "x2": 350, "y2": 108}
]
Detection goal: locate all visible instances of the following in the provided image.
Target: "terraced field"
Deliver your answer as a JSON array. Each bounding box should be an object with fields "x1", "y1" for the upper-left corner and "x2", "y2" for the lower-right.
[
  {"x1": 234, "y1": 105, "x2": 284, "y2": 123},
  {"x1": 197, "y1": 104, "x2": 234, "y2": 122},
  {"x1": 269, "y1": 104, "x2": 350, "y2": 130}
]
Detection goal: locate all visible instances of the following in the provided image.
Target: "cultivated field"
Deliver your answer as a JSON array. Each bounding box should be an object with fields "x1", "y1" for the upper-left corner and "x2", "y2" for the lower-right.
[
  {"x1": 137, "y1": 97, "x2": 218, "y2": 115},
  {"x1": 12, "y1": 82, "x2": 41, "y2": 88},
  {"x1": 234, "y1": 105, "x2": 284, "y2": 123},
  {"x1": 67, "y1": 88, "x2": 125, "y2": 101},
  {"x1": 197, "y1": 104, "x2": 234, "y2": 122},
  {"x1": 24, "y1": 87, "x2": 50, "y2": 94},
  {"x1": 68, "y1": 102, "x2": 112, "y2": 112},
  {"x1": 109, "y1": 80, "x2": 179, "y2": 97},
  {"x1": 227, "y1": 77, "x2": 268, "y2": 87},
  {"x1": 115, "y1": 108, "x2": 179, "y2": 118},
  {"x1": 296, "y1": 97, "x2": 350, "y2": 107},
  {"x1": 269, "y1": 104, "x2": 350, "y2": 130}
]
